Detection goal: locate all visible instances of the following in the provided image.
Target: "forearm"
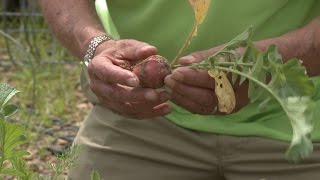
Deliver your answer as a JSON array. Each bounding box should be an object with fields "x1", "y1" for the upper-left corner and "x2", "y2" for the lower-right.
[
  {"x1": 38, "y1": 0, "x2": 106, "y2": 59},
  {"x1": 256, "y1": 16, "x2": 320, "y2": 76}
]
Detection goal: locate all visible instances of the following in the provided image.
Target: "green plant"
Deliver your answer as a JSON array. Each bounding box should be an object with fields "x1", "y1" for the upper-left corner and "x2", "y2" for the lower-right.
[
  {"x1": 0, "y1": 83, "x2": 33, "y2": 179},
  {"x1": 48, "y1": 145, "x2": 81, "y2": 180},
  {"x1": 1, "y1": 15, "x2": 89, "y2": 176},
  {"x1": 0, "y1": 83, "x2": 101, "y2": 180},
  {"x1": 174, "y1": 27, "x2": 320, "y2": 161}
]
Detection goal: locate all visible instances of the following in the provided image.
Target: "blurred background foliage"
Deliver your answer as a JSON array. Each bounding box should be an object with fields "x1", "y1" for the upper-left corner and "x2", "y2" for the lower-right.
[{"x1": 0, "y1": 0, "x2": 91, "y2": 176}]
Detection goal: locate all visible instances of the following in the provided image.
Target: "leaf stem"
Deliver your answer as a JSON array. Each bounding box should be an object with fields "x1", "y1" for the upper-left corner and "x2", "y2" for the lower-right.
[
  {"x1": 172, "y1": 62, "x2": 255, "y2": 69},
  {"x1": 215, "y1": 66, "x2": 287, "y2": 114},
  {"x1": 217, "y1": 62, "x2": 254, "y2": 67},
  {"x1": 0, "y1": 124, "x2": 5, "y2": 173},
  {"x1": 174, "y1": 60, "x2": 289, "y2": 121},
  {"x1": 171, "y1": 22, "x2": 197, "y2": 65}
]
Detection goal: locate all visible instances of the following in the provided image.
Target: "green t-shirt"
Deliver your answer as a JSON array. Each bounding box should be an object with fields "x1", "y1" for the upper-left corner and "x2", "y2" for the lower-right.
[{"x1": 101, "y1": 0, "x2": 320, "y2": 142}]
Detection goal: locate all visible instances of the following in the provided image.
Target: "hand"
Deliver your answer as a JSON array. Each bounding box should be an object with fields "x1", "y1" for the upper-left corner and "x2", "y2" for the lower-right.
[
  {"x1": 167, "y1": 19, "x2": 320, "y2": 115},
  {"x1": 164, "y1": 48, "x2": 249, "y2": 115},
  {"x1": 87, "y1": 39, "x2": 172, "y2": 119},
  {"x1": 165, "y1": 16, "x2": 320, "y2": 116}
]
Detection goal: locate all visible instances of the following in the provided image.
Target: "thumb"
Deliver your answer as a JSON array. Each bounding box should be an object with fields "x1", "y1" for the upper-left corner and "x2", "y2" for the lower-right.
[
  {"x1": 179, "y1": 46, "x2": 221, "y2": 65},
  {"x1": 116, "y1": 40, "x2": 157, "y2": 61}
]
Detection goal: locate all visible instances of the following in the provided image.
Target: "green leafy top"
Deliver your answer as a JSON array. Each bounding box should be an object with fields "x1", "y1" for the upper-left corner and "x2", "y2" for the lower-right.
[
  {"x1": 0, "y1": 83, "x2": 20, "y2": 108},
  {"x1": 0, "y1": 83, "x2": 31, "y2": 178},
  {"x1": 188, "y1": 27, "x2": 317, "y2": 161},
  {"x1": 0, "y1": 84, "x2": 90, "y2": 179},
  {"x1": 91, "y1": 170, "x2": 102, "y2": 180}
]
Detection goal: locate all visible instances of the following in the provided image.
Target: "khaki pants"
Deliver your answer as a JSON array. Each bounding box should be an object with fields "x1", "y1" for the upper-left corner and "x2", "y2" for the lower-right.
[{"x1": 68, "y1": 105, "x2": 320, "y2": 180}]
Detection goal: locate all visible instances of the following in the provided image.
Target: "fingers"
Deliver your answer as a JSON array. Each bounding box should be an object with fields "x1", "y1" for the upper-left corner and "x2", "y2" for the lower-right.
[
  {"x1": 96, "y1": 89, "x2": 172, "y2": 120},
  {"x1": 88, "y1": 56, "x2": 139, "y2": 87},
  {"x1": 179, "y1": 46, "x2": 221, "y2": 65},
  {"x1": 114, "y1": 39, "x2": 157, "y2": 61},
  {"x1": 91, "y1": 74, "x2": 172, "y2": 119},
  {"x1": 167, "y1": 88, "x2": 215, "y2": 115},
  {"x1": 88, "y1": 39, "x2": 158, "y2": 87},
  {"x1": 106, "y1": 102, "x2": 172, "y2": 119},
  {"x1": 163, "y1": 68, "x2": 217, "y2": 115},
  {"x1": 90, "y1": 75, "x2": 169, "y2": 103},
  {"x1": 87, "y1": 39, "x2": 172, "y2": 119},
  {"x1": 164, "y1": 75, "x2": 217, "y2": 107},
  {"x1": 170, "y1": 67, "x2": 215, "y2": 89}
]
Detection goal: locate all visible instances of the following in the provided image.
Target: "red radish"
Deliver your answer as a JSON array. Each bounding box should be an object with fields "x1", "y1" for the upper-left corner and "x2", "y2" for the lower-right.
[{"x1": 132, "y1": 55, "x2": 171, "y2": 89}]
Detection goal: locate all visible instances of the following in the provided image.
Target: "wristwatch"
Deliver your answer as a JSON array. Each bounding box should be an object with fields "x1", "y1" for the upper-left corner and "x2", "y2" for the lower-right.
[{"x1": 83, "y1": 34, "x2": 113, "y2": 66}]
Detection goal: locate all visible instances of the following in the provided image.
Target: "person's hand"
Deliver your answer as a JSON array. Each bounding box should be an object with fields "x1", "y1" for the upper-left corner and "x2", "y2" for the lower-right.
[
  {"x1": 87, "y1": 39, "x2": 172, "y2": 119},
  {"x1": 165, "y1": 19, "x2": 320, "y2": 115},
  {"x1": 164, "y1": 48, "x2": 249, "y2": 115}
]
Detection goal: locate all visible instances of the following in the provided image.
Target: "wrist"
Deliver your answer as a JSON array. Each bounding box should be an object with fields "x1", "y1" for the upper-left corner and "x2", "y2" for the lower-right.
[
  {"x1": 277, "y1": 17, "x2": 320, "y2": 76},
  {"x1": 298, "y1": 17, "x2": 319, "y2": 60},
  {"x1": 83, "y1": 34, "x2": 114, "y2": 66},
  {"x1": 74, "y1": 25, "x2": 107, "y2": 58},
  {"x1": 256, "y1": 21, "x2": 314, "y2": 61}
]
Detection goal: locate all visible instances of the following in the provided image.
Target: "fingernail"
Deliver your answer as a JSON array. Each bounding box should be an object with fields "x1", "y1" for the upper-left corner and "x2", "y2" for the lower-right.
[
  {"x1": 172, "y1": 71, "x2": 184, "y2": 82},
  {"x1": 144, "y1": 90, "x2": 157, "y2": 101},
  {"x1": 164, "y1": 86, "x2": 172, "y2": 95},
  {"x1": 179, "y1": 55, "x2": 196, "y2": 64},
  {"x1": 141, "y1": 46, "x2": 157, "y2": 54},
  {"x1": 127, "y1": 78, "x2": 139, "y2": 87},
  {"x1": 164, "y1": 76, "x2": 175, "y2": 88},
  {"x1": 142, "y1": 45, "x2": 156, "y2": 51},
  {"x1": 162, "y1": 105, "x2": 172, "y2": 114}
]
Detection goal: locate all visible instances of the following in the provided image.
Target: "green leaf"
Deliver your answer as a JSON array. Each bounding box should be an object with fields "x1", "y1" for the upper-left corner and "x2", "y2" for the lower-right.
[
  {"x1": 0, "y1": 121, "x2": 28, "y2": 169},
  {"x1": 218, "y1": 59, "x2": 316, "y2": 161},
  {"x1": 206, "y1": 26, "x2": 253, "y2": 64},
  {"x1": 7, "y1": 150, "x2": 29, "y2": 160},
  {"x1": 221, "y1": 26, "x2": 253, "y2": 50},
  {"x1": 284, "y1": 96, "x2": 315, "y2": 161},
  {"x1": 238, "y1": 43, "x2": 257, "y2": 85},
  {"x1": 3, "y1": 104, "x2": 19, "y2": 118},
  {"x1": 248, "y1": 52, "x2": 266, "y2": 103},
  {"x1": 0, "y1": 158, "x2": 34, "y2": 179},
  {"x1": 91, "y1": 170, "x2": 101, "y2": 180},
  {"x1": 10, "y1": 157, "x2": 33, "y2": 179},
  {"x1": 0, "y1": 168, "x2": 26, "y2": 177},
  {"x1": 281, "y1": 59, "x2": 315, "y2": 97},
  {"x1": 198, "y1": 27, "x2": 318, "y2": 161},
  {"x1": 313, "y1": 79, "x2": 320, "y2": 99},
  {"x1": 273, "y1": 59, "x2": 316, "y2": 161},
  {"x1": 0, "y1": 83, "x2": 20, "y2": 108},
  {"x1": 266, "y1": 44, "x2": 283, "y2": 64}
]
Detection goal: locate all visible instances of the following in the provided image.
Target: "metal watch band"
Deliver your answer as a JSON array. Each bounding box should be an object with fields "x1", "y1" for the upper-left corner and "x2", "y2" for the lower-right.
[{"x1": 83, "y1": 34, "x2": 113, "y2": 66}]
